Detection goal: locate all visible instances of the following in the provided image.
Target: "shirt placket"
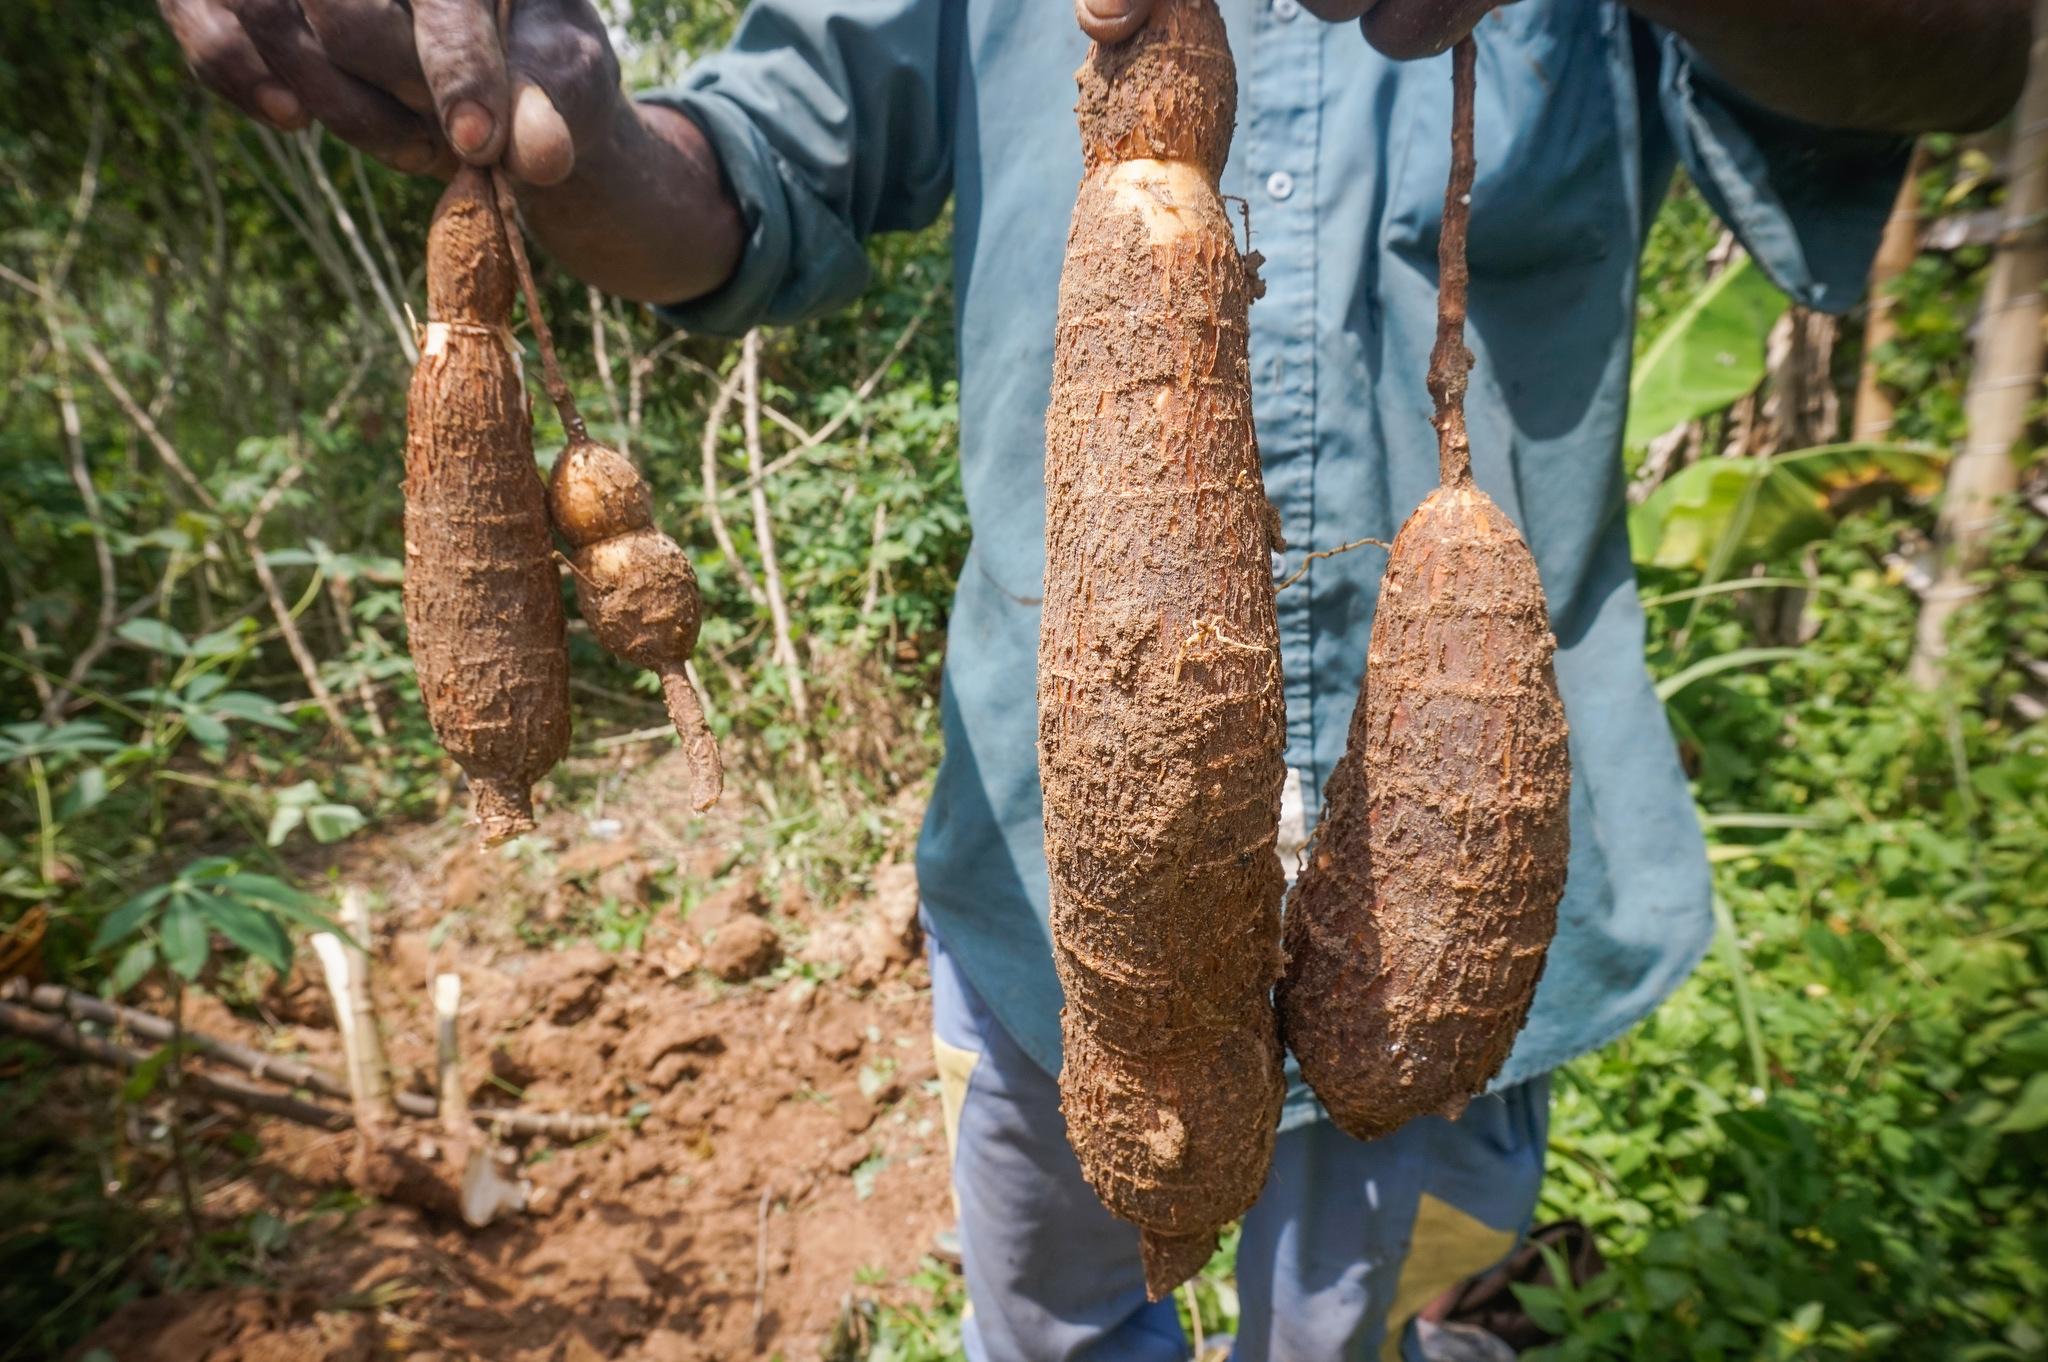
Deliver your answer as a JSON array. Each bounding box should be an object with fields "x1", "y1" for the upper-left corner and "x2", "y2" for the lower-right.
[{"x1": 1241, "y1": 0, "x2": 1322, "y2": 782}]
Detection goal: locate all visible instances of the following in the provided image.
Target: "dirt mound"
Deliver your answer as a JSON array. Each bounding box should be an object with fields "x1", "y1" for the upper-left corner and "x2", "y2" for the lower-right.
[{"x1": 64, "y1": 751, "x2": 951, "y2": 1361}]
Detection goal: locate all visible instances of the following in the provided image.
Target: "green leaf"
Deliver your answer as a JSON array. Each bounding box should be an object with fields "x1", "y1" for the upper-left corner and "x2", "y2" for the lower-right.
[
  {"x1": 200, "y1": 896, "x2": 293, "y2": 973},
  {"x1": 123, "y1": 1044, "x2": 173, "y2": 1103},
  {"x1": 59, "y1": 765, "x2": 109, "y2": 818},
  {"x1": 266, "y1": 804, "x2": 305, "y2": 848},
  {"x1": 108, "y1": 938, "x2": 157, "y2": 995},
  {"x1": 94, "y1": 884, "x2": 172, "y2": 950},
  {"x1": 209, "y1": 691, "x2": 296, "y2": 732},
  {"x1": 117, "y1": 618, "x2": 191, "y2": 657},
  {"x1": 162, "y1": 898, "x2": 210, "y2": 979},
  {"x1": 1993, "y1": 1073, "x2": 2048, "y2": 1134},
  {"x1": 1626, "y1": 253, "x2": 1789, "y2": 459},
  {"x1": 305, "y1": 803, "x2": 366, "y2": 844},
  {"x1": 185, "y1": 711, "x2": 231, "y2": 748},
  {"x1": 186, "y1": 625, "x2": 251, "y2": 660},
  {"x1": 1657, "y1": 647, "x2": 1805, "y2": 702}
]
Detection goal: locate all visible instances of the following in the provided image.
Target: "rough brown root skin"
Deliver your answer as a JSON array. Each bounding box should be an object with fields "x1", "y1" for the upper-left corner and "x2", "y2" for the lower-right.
[
  {"x1": 1076, "y1": 0, "x2": 1236, "y2": 181},
  {"x1": 469, "y1": 777, "x2": 537, "y2": 846},
  {"x1": 1140, "y1": 1229, "x2": 1218, "y2": 1303},
  {"x1": 1280, "y1": 487, "x2": 1568, "y2": 1140},
  {"x1": 547, "y1": 438, "x2": 725, "y2": 804},
  {"x1": 404, "y1": 166, "x2": 571, "y2": 844},
  {"x1": 1043, "y1": 0, "x2": 1283, "y2": 1300},
  {"x1": 1278, "y1": 43, "x2": 1569, "y2": 1141},
  {"x1": 659, "y1": 669, "x2": 724, "y2": 813}
]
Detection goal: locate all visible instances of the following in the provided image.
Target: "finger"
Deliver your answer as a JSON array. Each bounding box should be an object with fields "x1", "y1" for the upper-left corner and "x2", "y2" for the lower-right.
[
  {"x1": 301, "y1": 0, "x2": 432, "y2": 110},
  {"x1": 158, "y1": 0, "x2": 309, "y2": 129},
  {"x1": 1073, "y1": 0, "x2": 1154, "y2": 45},
  {"x1": 505, "y1": 79, "x2": 575, "y2": 186},
  {"x1": 1361, "y1": 0, "x2": 1493, "y2": 59},
  {"x1": 229, "y1": 0, "x2": 440, "y2": 171},
  {"x1": 411, "y1": 0, "x2": 511, "y2": 163},
  {"x1": 1299, "y1": 0, "x2": 1373, "y2": 18},
  {"x1": 503, "y1": 0, "x2": 619, "y2": 185}
]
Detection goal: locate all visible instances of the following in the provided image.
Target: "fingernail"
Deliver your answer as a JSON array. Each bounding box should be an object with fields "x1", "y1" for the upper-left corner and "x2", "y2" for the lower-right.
[
  {"x1": 446, "y1": 99, "x2": 496, "y2": 157},
  {"x1": 1082, "y1": 0, "x2": 1137, "y2": 15},
  {"x1": 254, "y1": 81, "x2": 304, "y2": 128}
]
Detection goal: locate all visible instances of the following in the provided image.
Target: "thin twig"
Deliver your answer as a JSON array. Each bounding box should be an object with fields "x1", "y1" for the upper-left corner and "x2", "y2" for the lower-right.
[
  {"x1": 700, "y1": 360, "x2": 768, "y2": 607},
  {"x1": 300, "y1": 132, "x2": 418, "y2": 363},
  {"x1": 589, "y1": 286, "x2": 630, "y2": 456},
  {"x1": 742, "y1": 331, "x2": 810, "y2": 722},
  {"x1": 166, "y1": 978, "x2": 207, "y2": 1242},
  {"x1": 753, "y1": 1183, "x2": 773, "y2": 1345},
  {"x1": 0, "y1": 264, "x2": 218, "y2": 510},
  {"x1": 1275, "y1": 536, "x2": 1391, "y2": 593},
  {"x1": 246, "y1": 458, "x2": 366, "y2": 754},
  {"x1": 33, "y1": 288, "x2": 118, "y2": 723},
  {"x1": 1427, "y1": 37, "x2": 1478, "y2": 489}
]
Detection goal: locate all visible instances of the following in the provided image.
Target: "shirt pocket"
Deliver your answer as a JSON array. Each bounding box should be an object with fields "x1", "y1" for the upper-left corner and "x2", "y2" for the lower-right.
[{"x1": 1384, "y1": 0, "x2": 1622, "y2": 277}]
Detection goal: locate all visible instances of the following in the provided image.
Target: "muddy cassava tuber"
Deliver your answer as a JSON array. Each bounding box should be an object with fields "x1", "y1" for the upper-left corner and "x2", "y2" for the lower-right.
[
  {"x1": 548, "y1": 439, "x2": 723, "y2": 812},
  {"x1": 1040, "y1": 0, "x2": 1287, "y2": 1299},
  {"x1": 1278, "y1": 38, "x2": 1571, "y2": 1142},
  {"x1": 404, "y1": 166, "x2": 571, "y2": 843}
]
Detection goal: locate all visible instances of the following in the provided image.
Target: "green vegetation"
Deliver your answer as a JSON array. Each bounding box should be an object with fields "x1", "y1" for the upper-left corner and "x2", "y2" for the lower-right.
[{"x1": 1, "y1": 3, "x2": 2042, "y2": 1359}]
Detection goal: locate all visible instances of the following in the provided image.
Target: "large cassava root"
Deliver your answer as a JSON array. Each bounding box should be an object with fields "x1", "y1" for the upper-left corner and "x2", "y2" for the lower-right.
[
  {"x1": 1041, "y1": 0, "x2": 1286, "y2": 1299},
  {"x1": 404, "y1": 167, "x2": 571, "y2": 843},
  {"x1": 1278, "y1": 38, "x2": 1571, "y2": 1141}
]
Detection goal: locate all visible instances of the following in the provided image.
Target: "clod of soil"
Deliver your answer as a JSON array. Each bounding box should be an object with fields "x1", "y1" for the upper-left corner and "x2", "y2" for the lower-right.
[{"x1": 703, "y1": 915, "x2": 783, "y2": 983}]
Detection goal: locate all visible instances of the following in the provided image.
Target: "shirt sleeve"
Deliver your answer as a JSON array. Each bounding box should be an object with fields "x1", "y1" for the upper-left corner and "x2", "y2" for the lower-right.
[
  {"x1": 1645, "y1": 26, "x2": 1914, "y2": 315},
  {"x1": 643, "y1": 0, "x2": 962, "y2": 337}
]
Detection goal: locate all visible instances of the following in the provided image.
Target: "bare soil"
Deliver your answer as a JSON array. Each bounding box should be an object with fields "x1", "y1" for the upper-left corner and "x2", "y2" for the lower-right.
[{"x1": 58, "y1": 751, "x2": 952, "y2": 1361}]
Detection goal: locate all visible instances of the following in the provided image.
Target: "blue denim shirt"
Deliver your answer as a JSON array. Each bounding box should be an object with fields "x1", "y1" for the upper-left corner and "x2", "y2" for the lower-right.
[{"x1": 652, "y1": 1, "x2": 1907, "y2": 1131}]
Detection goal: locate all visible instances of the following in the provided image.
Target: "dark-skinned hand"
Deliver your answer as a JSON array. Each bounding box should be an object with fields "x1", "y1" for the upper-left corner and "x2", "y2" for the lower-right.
[
  {"x1": 1074, "y1": 0, "x2": 1500, "y2": 59},
  {"x1": 157, "y1": 0, "x2": 626, "y2": 185}
]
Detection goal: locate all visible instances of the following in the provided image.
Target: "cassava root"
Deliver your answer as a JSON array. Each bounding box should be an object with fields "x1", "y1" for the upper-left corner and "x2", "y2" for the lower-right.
[
  {"x1": 1278, "y1": 36, "x2": 1571, "y2": 1141},
  {"x1": 1040, "y1": 0, "x2": 1287, "y2": 1299}
]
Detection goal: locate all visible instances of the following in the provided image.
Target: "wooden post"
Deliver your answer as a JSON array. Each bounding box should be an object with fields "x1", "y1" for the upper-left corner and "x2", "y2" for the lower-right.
[
  {"x1": 1911, "y1": 4, "x2": 2048, "y2": 687},
  {"x1": 311, "y1": 886, "x2": 395, "y2": 1131}
]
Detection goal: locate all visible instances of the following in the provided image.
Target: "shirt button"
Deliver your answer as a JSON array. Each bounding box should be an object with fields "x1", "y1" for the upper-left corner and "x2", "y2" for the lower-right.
[
  {"x1": 1265, "y1": 170, "x2": 1295, "y2": 202},
  {"x1": 1272, "y1": 0, "x2": 1301, "y2": 19}
]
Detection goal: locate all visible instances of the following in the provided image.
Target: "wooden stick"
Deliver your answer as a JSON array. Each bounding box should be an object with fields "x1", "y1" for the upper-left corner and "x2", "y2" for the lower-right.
[
  {"x1": 3, "y1": 978, "x2": 625, "y2": 1139},
  {"x1": 1427, "y1": 36, "x2": 1478, "y2": 489},
  {"x1": 313, "y1": 887, "x2": 395, "y2": 1129},
  {"x1": 433, "y1": 972, "x2": 471, "y2": 1139},
  {"x1": 0, "y1": 1000, "x2": 349, "y2": 1131}
]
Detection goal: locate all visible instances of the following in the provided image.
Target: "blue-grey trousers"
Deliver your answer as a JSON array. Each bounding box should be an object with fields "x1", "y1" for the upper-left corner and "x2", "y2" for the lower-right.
[{"x1": 926, "y1": 920, "x2": 1551, "y2": 1362}]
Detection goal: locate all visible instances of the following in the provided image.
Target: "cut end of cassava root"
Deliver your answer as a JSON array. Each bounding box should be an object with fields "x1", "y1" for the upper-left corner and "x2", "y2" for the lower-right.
[
  {"x1": 404, "y1": 165, "x2": 572, "y2": 847},
  {"x1": 547, "y1": 438, "x2": 724, "y2": 812},
  {"x1": 1043, "y1": 0, "x2": 1284, "y2": 1300},
  {"x1": 1277, "y1": 39, "x2": 1570, "y2": 1143},
  {"x1": 1076, "y1": 0, "x2": 1237, "y2": 179}
]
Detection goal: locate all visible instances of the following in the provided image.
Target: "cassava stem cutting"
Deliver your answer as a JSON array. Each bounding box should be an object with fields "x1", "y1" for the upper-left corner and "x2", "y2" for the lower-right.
[
  {"x1": 1278, "y1": 37, "x2": 1571, "y2": 1141},
  {"x1": 1040, "y1": 0, "x2": 1288, "y2": 1300}
]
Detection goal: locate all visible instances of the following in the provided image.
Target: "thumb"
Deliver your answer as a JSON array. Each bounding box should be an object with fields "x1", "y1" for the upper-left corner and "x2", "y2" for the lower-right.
[{"x1": 1075, "y1": 0, "x2": 1155, "y2": 45}]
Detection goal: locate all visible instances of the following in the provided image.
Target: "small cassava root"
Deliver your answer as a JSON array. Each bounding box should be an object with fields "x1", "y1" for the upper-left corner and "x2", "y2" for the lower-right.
[
  {"x1": 481, "y1": 163, "x2": 724, "y2": 814},
  {"x1": 404, "y1": 166, "x2": 571, "y2": 843},
  {"x1": 1041, "y1": 0, "x2": 1287, "y2": 1299},
  {"x1": 1278, "y1": 37, "x2": 1571, "y2": 1141}
]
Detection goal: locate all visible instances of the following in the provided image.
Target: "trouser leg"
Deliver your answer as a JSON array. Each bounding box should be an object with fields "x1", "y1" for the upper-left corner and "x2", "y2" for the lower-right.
[
  {"x1": 1233, "y1": 1078, "x2": 1552, "y2": 1362},
  {"x1": 926, "y1": 914, "x2": 1188, "y2": 1362}
]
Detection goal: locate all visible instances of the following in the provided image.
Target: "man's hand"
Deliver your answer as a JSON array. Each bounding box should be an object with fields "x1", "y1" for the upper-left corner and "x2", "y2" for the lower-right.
[
  {"x1": 159, "y1": 0, "x2": 627, "y2": 186},
  {"x1": 1075, "y1": 0, "x2": 1498, "y2": 59},
  {"x1": 159, "y1": 0, "x2": 743, "y2": 304}
]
